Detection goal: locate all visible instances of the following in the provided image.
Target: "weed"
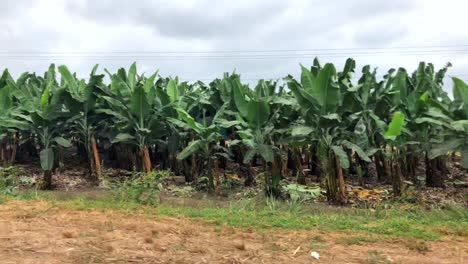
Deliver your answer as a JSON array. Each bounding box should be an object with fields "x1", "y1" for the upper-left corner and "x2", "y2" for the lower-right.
[
  {"x1": 265, "y1": 196, "x2": 279, "y2": 212},
  {"x1": 112, "y1": 170, "x2": 169, "y2": 205},
  {"x1": 0, "y1": 166, "x2": 29, "y2": 195},
  {"x1": 367, "y1": 250, "x2": 392, "y2": 264},
  {"x1": 286, "y1": 198, "x2": 305, "y2": 214},
  {"x1": 229, "y1": 199, "x2": 254, "y2": 213},
  {"x1": 403, "y1": 239, "x2": 429, "y2": 253},
  {"x1": 337, "y1": 236, "x2": 378, "y2": 245},
  {"x1": 173, "y1": 185, "x2": 195, "y2": 197}
]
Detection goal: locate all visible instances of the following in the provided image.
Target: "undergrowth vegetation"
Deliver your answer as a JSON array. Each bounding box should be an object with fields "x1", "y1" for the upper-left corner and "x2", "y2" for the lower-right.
[{"x1": 112, "y1": 170, "x2": 169, "y2": 205}]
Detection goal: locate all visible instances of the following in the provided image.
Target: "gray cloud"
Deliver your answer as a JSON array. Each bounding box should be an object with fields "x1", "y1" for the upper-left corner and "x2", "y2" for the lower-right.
[{"x1": 1, "y1": 0, "x2": 468, "y2": 95}]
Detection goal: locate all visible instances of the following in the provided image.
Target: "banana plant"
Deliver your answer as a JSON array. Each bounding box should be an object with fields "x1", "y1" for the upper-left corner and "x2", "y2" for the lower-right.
[
  {"x1": 98, "y1": 63, "x2": 167, "y2": 173},
  {"x1": 169, "y1": 107, "x2": 229, "y2": 193},
  {"x1": 286, "y1": 60, "x2": 371, "y2": 204},
  {"x1": 227, "y1": 77, "x2": 288, "y2": 196},
  {"x1": 57, "y1": 64, "x2": 105, "y2": 181},
  {"x1": 345, "y1": 66, "x2": 397, "y2": 181},
  {"x1": 384, "y1": 111, "x2": 406, "y2": 196},
  {"x1": 424, "y1": 77, "x2": 468, "y2": 170},
  {"x1": 0, "y1": 70, "x2": 26, "y2": 166},
  {"x1": 8, "y1": 65, "x2": 71, "y2": 189}
]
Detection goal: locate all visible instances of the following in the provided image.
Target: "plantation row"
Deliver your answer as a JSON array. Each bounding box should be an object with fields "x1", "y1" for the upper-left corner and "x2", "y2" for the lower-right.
[{"x1": 0, "y1": 58, "x2": 467, "y2": 204}]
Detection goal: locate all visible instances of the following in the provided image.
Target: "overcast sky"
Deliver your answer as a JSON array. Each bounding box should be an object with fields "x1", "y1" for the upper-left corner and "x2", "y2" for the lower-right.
[{"x1": 1, "y1": 0, "x2": 468, "y2": 93}]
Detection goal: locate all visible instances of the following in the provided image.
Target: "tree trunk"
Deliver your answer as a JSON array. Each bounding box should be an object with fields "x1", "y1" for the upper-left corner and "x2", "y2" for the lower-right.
[
  {"x1": 9, "y1": 133, "x2": 17, "y2": 165},
  {"x1": 335, "y1": 154, "x2": 348, "y2": 205},
  {"x1": 1, "y1": 145, "x2": 4, "y2": 166},
  {"x1": 91, "y1": 135, "x2": 102, "y2": 181},
  {"x1": 392, "y1": 160, "x2": 403, "y2": 197},
  {"x1": 311, "y1": 146, "x2": 321, "y2": 181},
  {"x1": 214, "y1": 158, "x2": 220, "y2": 195},
  {"x1": 281, "y1": 146, "x2": 289, "y2": 178},
  {"x1": 325, "y1": 153, "x2": 337, "y2": 202},
  {"x1": 294, "y1": 149, "x2": 306, "y2": 185},
  {"x1": 425, "y1": 155, "x2": 444, "y2": 187},
  {"x1": 190, "y1": 153, "x2": 198, "y2": 182},
  {"x1": 42, "y1": 170, "x2": 53, "y2": 190},
  {"x1": 143, "y1": 145, "x2": 152, "y2": 173},
  {"x1": 374, "y1": 152, "x2": 387, "y2": 181},
  {"x1": 267, "y1": 157, "x2": 281, "y2": 197}
]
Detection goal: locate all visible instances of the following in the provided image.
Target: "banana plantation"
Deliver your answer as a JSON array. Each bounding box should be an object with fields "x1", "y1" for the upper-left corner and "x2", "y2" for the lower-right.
[{"x1": 0, "y1": 58, "x2": 467, "y2": 204}]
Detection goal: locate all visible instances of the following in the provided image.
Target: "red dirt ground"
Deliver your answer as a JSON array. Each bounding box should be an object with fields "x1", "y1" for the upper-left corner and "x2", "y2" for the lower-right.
[{"x1": 0, "y1": 200, "x2": 466, "y2": 264}]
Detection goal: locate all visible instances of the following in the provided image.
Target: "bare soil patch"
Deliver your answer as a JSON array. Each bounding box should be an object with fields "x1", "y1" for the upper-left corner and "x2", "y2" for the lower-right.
[{"x1": 0, "y1": 200, "x2": 466, "y2": 264}]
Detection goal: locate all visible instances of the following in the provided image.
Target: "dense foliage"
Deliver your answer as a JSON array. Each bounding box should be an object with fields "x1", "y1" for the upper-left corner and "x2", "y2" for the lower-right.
[{"x1": 0, "y1": 58, "x2": 467, "y2": 204}]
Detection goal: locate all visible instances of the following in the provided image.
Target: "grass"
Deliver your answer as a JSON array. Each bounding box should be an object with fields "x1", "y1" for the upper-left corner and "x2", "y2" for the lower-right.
[
  {"x1": 2, "y1": 190, "x2": 467, "y2": 241},
  {"x1": 337, "y1": 236, "x2": 379, "y2": 245}
]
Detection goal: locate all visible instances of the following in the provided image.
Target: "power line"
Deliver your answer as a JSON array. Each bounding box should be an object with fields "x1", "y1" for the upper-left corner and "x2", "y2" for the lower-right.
[
  {"x1": 1, "y1": 44, "x2": 468, "y2": 54},
  {"x1": 3, "y1": 49, "x2": 468, "y2": 57},
  {"x1": 1, "y1": 52, "x2": 468, "y2": 60}
]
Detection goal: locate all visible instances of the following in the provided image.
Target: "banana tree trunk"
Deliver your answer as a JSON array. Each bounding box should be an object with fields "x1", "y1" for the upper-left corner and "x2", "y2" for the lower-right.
[
  {"x1": 310, "y1": 145, "x2": 320, "y2": 179},
  {"x1": 334, "y1": 154, "x2": 347, "y2": 205},
  {"x1": 9, "y1": 133, "x2": 17, "y2": 165},
  {"x1": 190, "y1": 153, "x2": 198, "y2": 182},
  {"x1": 391, "y1": 159, "x2": 403, "y2": 197},
  {"x1": 325, "y1": 152, "x2": 347, "y2": 204},
  {"x1": 42, "y1": 170, "x2": 53, "y2": 190},
  {"x1": 425, "y1": 155, "x2": 444, "y2": 187},
  {"x1": 1, "y1": 145, "x2": 4, "y2": 166},
  {"x1": 294, "y1": 149, "x2": 306, "y2": 184},
  {"x1": 281, "y1": 145, "x2": 289, "y2": 178},
  {"x1": 143, "y1": 145, "x2": 152, "y2": 173},
  {"x1": 91, "y1": 135, "x2": 102, "y2": 180},
  {"x1": 374, "y1": 152, "x2": 387, "y2": 181},
  {"x1": 214, "y1": 158, "x2": 220, "y2": 195}
]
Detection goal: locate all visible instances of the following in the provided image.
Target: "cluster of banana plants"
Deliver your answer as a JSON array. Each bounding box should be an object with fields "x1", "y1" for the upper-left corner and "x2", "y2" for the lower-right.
[{"x1": 0, "y1": 59, "x2": 466, "y2": 204}]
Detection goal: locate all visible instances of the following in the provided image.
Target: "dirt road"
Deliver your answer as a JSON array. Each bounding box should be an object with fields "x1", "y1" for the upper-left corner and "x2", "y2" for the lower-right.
[{"x1": 0, "y1": 200, "x2": 466, "y2": 263}]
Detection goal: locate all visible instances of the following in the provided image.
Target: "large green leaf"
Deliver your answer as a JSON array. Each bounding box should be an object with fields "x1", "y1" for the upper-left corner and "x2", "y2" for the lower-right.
[
  {"x1": 232, "y1": 79, "x2": 249, "y2": 118},
  {"x1": 112, "y1": 133, "x2": 135, "y2": 143},
  {"x1": 342, "y1": 140, "x2": 371, "y2": 163},
  {"x1": 177, "y1": 140, "x2": 202, "y2": 160},
  {"x1": 246, "y1": 99, "x2": 270, "y2": 129},
  {"x1": 385, "y1": 111, "x2": 405, "y2": 140},
  {"x1": 128, "y1": 62, "x2": 137, "y2": 90},
  {"x1": 316, "y1": 63, "x2": 340, "y2": 113},
  {"x1": 40, "y1": 81, "x2": 53, "y2": 108},
  {"x1": 331, "y1": 145, "x2": 349, "y2": 169},
  {"x1": 58, "y1": 65, "x2": 80, "y2": 100},
  {"x1": 130, "y1": 86, "x2": 149, "y2": 122},
  {"x1": 285, "y1": 75, "x2": 316, "y2": 109},
  {"x1": 40, "y1": 148, "x2": 54, "y2": 171},
  {"x1": 452, "y1": 77, "x2": 468, "y2": 117},
  {"x1": 144, "y1": 72, "x2": 158, "y2": 94},
  {"x1": 291, "y1": 126, "x2": 314, "y2": 136},
  {"x1": 300, "y1": 64, "x2": 317, "y2": 96},
  {"x1": 0, "y1": 84, "x2": 12, "y2": 110},
  {"x1": 175, "y1": 108, "x2": 204, "y2": 133},
  {"x1": 257, "y1": 144, "x2": 274, "y2": 163},
  {"x1": 167, "y1": 79, "x2": 178, "y2": 103},
  {"x1": 52, "y1": 137, "x2": 72, "y2": 148}
]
